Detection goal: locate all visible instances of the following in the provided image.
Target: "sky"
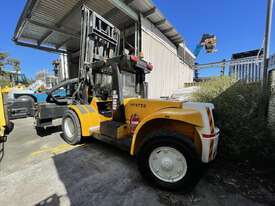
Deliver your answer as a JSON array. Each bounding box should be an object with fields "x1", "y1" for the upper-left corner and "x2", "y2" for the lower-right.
[
  {"x1": 153, "y1": 0, "x2": 275, "y2": 77},
  {"x1": 0, "y1": 1, "x2": 58, "y2": 79},
  {"x1": 0, "y1": 0, "x2": 274, "y2": 79}
]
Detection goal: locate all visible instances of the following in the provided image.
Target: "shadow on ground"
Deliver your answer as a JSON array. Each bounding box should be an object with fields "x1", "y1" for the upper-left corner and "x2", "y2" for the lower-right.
[
  {"x1": 35, "y1": 125, "x2": 62, "y2": 137},
  {"x1": 34, "y1": 194, "x2": 61, "y2": 206},
  {"x1": 0, "y1": 143, "x2": 4, "y2": 162},
  {"x1": 46, "y1": 136, "x2": 268, "y2": 206}
]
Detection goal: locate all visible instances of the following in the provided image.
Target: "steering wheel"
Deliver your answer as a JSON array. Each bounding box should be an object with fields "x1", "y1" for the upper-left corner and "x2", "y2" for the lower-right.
[{"x1": 99, "y1": 89, "x2": 109, "y2": 101}]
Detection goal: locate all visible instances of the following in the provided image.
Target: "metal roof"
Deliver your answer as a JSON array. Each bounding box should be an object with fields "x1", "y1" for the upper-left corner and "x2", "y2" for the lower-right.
[
  {"x1": 13, "y1": 0, "x2": 185, "y2": 54},
  {"x1": 232, "y1": 49, "x2": 263, "y2": 60}
]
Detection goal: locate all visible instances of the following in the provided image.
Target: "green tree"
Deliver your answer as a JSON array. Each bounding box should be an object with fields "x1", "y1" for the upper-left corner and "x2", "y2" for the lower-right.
[
  {"x1": 0, "y1": 51, "x2": 9, "y2": 71},
  {"x1": 6, "y1": 58, "x2": 21, "y2": 74},
  {"x1": 0, "y1": 52, "x2": 22, "y2": 87}
]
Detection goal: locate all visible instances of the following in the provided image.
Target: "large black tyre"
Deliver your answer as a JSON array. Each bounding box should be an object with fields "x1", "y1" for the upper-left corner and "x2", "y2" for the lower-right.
[
  {"x1": 62, "y1": 110, "x2": 82, "y2": 145},
  {"x1": 137, "y1": 129, "x2": 202, "y2": 192},
  {"x1": 17, "y1": 95, "x2": 36, "y2": 117},
  {"x1": 35, "y1": 126, "x2": 47, "y2": 137},
  {"x1": 17, "y1": 95, "x2": 36, "y2": 103}
]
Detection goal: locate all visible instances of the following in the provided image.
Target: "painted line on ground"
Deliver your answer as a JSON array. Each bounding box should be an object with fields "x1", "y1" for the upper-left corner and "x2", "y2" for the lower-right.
[{"x1": 30, "y1": 144, "x2": 86, "y2": 156}]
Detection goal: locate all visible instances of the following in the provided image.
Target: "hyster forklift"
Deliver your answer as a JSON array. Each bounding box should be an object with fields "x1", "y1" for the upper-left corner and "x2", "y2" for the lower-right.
[{"x1": 62, "y1": 6, "x2": 219, "y2": 192}]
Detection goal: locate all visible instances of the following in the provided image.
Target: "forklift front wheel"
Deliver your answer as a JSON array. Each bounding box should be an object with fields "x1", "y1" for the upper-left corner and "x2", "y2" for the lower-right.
[
  {"x1": 62, "y1": 110, "x2": 82, "y2": 145},
  {"x1": 137, "y1": 130, "x2": 202, "y2": 192}
]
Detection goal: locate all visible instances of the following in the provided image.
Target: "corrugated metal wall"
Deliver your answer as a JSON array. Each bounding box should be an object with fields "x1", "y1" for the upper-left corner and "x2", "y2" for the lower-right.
[{"x1": 141, "y1": 17, "x2": 193, "y2": 99}]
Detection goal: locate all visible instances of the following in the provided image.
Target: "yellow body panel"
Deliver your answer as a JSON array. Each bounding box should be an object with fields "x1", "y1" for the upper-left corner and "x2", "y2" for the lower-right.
[
  {"x1": 69, "y1": 97, "x2": 203, "y2": 155},
  {"x1": 0, "y1": 88, "x2": 7, "y2": 136},
  {"x1": 68, "y1": 98, "x2": 111, "y2": 136},
  {"x1": 1, "y1": 85, "x2": 26, "y2": 93},
  {"x1": 124, "y1": 99, "x2": 182, "y2": 121},
  {"x1": 2, "y1": 86, "x2": 13, "y2": 93},
  {"x1": 117, "y1": 124, "x2": 129, "y2": 139},
  {"x1": 132, "y1": 108, "x2": 203, "y2": 129},
  {"x1": 129, "y1": 107, "x2": 203, "y2": 155}
]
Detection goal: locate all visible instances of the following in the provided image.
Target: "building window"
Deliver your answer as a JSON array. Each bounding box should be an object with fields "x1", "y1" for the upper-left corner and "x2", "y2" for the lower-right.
[{"x1": 177, "y1": 45, "x2": 194, "y2": 67}]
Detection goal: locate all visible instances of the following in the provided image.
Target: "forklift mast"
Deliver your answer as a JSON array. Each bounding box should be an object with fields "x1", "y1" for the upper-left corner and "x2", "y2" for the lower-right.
[
  {"x1": 79, "y1": 6, "x2": 120, "y2": 81},
  {"x1": 76, "y1": 6, "x2": 151, "y2": 107}
]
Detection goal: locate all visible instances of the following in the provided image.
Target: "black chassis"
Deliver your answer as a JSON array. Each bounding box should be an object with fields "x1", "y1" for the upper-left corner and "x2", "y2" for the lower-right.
[{"x1": 35, "y1": 78, "x2": 78, "y2": 128}]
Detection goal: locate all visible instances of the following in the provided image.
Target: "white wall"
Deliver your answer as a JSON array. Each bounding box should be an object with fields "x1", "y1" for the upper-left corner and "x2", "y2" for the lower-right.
[{"x1": 141, "y1": 17, "x2": 194, "y2": 99}]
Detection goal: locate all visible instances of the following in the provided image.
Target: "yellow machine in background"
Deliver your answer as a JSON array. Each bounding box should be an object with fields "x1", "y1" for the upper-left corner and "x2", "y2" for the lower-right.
[
  {"x1": 0, "y1": 71, "x2": 28, "y2": 93},
  {"x1": 1, "y1": 85, "x2": 26, "y2": 94},
  {"x1": 0, "y1": 88, "x2": 8, "y2": 137},
  {"x1": 0, "y1": 88, "x2": 13, "y2": 161}
]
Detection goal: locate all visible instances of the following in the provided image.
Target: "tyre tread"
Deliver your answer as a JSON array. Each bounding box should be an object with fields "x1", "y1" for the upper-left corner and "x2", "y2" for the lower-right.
[
  {"x1": 137, "y1": 129, "x2": 202, "y2": 192},
  {"x1": 62, "y1": 109, "x2": 82, "y2": 145}
]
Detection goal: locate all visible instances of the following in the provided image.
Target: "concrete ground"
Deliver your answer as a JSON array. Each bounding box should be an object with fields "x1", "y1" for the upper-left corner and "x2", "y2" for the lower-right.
[{"x1": 0, "y1": 118, "x2": 267, "y2": 206}]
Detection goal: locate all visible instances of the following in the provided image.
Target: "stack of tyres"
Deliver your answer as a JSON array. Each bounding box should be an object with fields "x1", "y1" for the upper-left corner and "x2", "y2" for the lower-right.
[{"x1": 8, "y1": 96, "x2": 35, "y2": 120}]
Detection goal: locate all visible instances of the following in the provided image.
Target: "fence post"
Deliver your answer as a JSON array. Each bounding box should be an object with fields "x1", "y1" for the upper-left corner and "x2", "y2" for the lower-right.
[
  {"x1": 221, "y1": 59, "x2": 226, "y2": 76},
  {"x1": 194, "y1": 63, "x2": 199, "y2": 82},
  {"x1": 268, "y1": 69, "x2": 275, "y2": 136},
  {"x1": 259, "y1": 0, "x2": 273, "y2": 118}
]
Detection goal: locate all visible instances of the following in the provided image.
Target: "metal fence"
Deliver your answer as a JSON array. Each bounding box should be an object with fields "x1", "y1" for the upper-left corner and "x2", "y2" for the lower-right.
[
  {"x1": 35, "y1": 70, "x2": 58, "y2": 89},
  {"x1": 229, "y1": 57, "x2": 263, "y2": 82},
  {"x1": 228, "y1": 53, "x2": 275, "y2": 83}
]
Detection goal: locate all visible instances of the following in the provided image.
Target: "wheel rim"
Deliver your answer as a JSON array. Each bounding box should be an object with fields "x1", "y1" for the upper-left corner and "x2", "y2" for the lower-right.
[
  {"x1": 64, "y1": 117, "x2": 75, "y2": 139},
  {"x1": 149, "y1": 146, "x2": 187, "y2": 183}
]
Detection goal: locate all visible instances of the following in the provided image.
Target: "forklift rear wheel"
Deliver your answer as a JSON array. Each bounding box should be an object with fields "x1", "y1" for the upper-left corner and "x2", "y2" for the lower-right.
[
  {"x1": 62, "y1": 110, "x2": 82, "y2": 145},
  {"x1": 137, "y1": 130, "x2": 202, "y2": 192}
]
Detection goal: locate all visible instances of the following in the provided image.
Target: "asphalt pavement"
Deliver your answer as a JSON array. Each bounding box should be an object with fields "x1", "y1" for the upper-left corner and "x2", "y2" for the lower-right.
[{"x1": 0, "y1": 118, "x2": 265, "y2": 206}]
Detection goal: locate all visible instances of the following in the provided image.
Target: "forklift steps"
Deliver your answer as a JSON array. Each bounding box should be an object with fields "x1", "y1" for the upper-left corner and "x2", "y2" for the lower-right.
[{"x1": 100, "y1": 120, "x2": 124, "y2": 139}]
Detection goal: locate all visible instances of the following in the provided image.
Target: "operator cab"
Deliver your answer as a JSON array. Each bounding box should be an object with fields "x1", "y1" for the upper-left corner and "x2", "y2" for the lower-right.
[
  {"x1": 85, "y1": 54, "x2": 152, "y2": 119},
  {"x1": 46, "y1": 78, "x2": 78, "y2": 105},
  {"x1": 9, "y1": 73, "x2": 28, "y2": 86}
]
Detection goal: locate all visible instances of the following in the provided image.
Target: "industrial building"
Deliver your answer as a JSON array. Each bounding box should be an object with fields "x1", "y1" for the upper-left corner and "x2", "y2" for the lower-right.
[
  {"x1": 52, "y1": 54, "x2": 70, "y2": 82},
  {"x1": 13, "y1": 0, "x2": 195, "y2": 99},
  {"x1": 35, "y1": 70, "x2": 58, "y2": 89}
]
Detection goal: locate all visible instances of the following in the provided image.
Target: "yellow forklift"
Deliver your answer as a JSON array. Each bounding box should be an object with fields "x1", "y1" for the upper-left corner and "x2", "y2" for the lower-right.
[{"x1": 61, "y1": 6, "x2": 220, "y2": 192}]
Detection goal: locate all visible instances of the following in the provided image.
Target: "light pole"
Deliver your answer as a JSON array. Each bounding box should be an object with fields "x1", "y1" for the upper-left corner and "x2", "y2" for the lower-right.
[{"x1": 259, "y1": 0, "x2": 274, "y2": 118}]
